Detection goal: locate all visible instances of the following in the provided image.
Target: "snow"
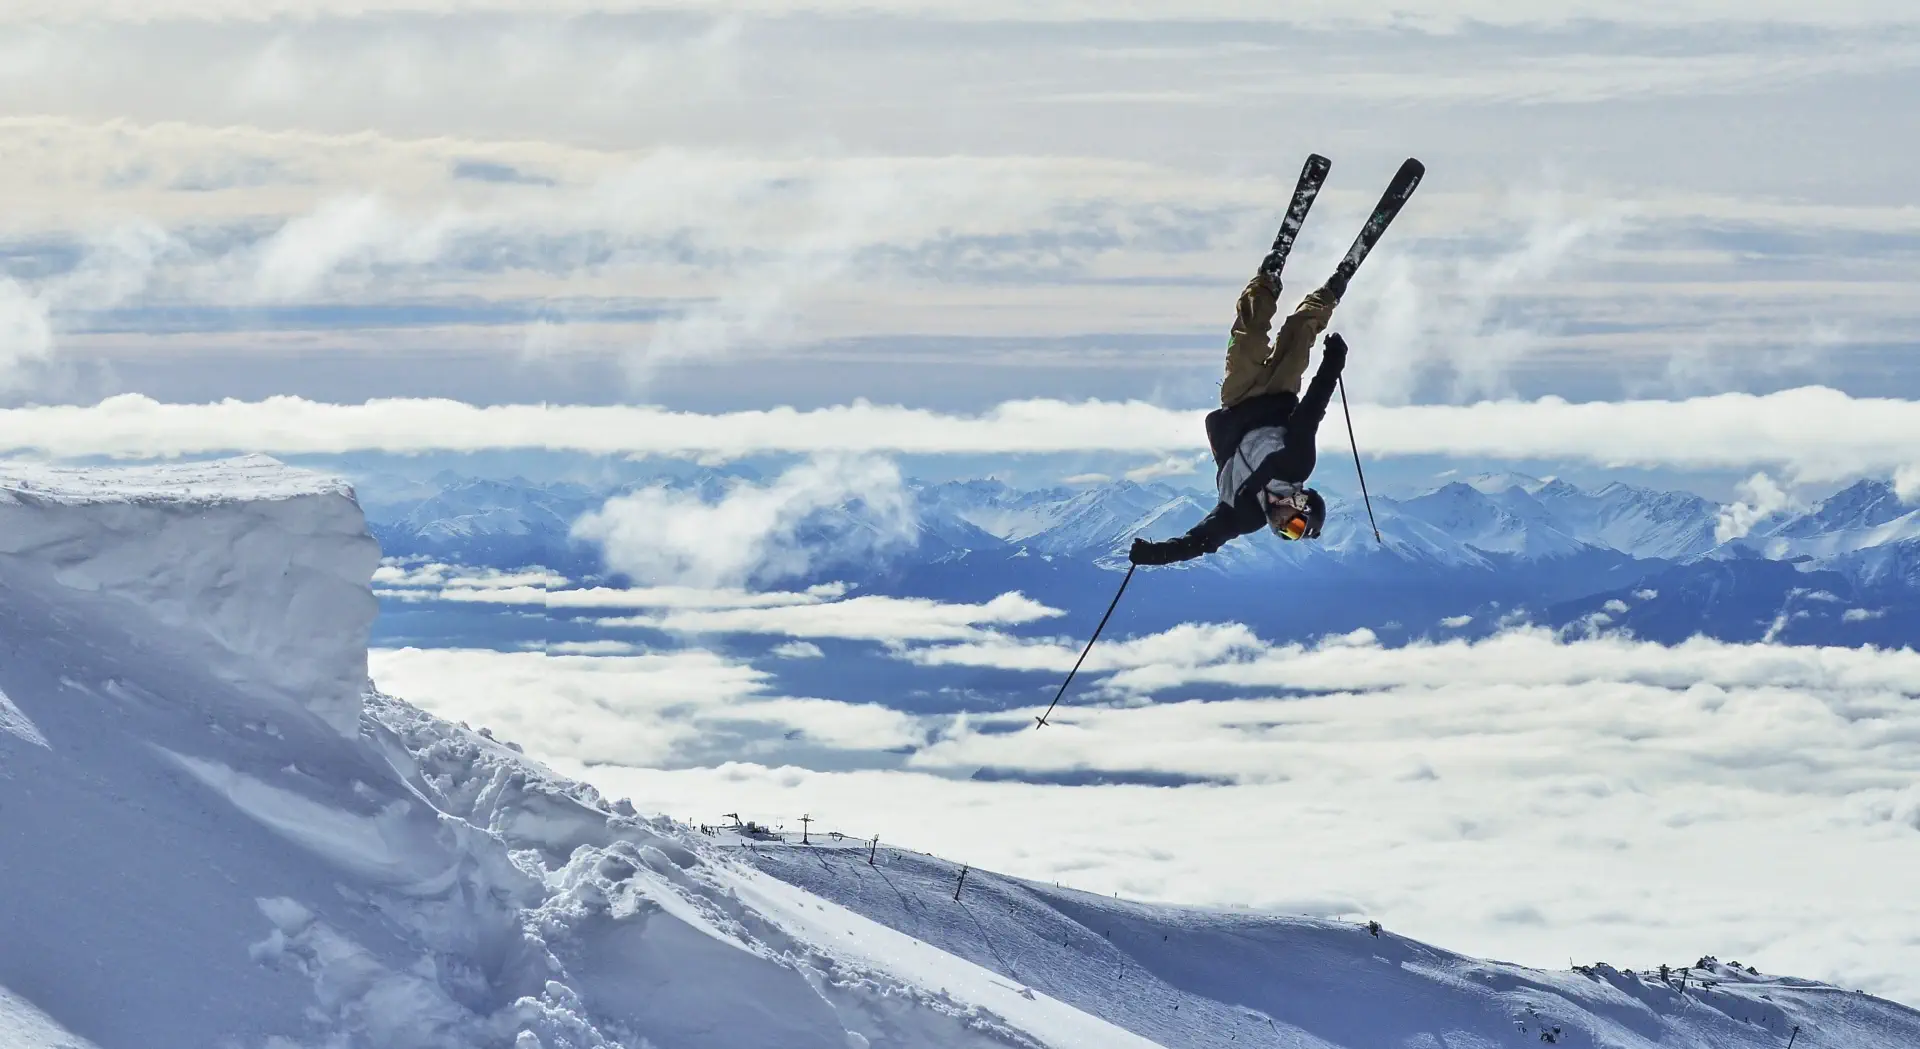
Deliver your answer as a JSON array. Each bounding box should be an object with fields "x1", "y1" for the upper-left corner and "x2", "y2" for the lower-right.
[
  {"x1": 0, "y1": 985, "x2": 102, "y2": 1049},
  {"x1": 3, "y1": 454, "x2": 1917, "y2": 1048}
]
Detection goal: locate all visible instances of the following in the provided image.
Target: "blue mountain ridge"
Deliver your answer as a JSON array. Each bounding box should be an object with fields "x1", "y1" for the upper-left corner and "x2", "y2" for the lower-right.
[{"x1": 363, "y1": 469, "x2": 1920, "y2": 647}]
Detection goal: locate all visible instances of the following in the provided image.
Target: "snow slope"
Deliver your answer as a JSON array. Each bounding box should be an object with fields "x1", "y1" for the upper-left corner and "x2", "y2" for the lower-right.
[{"x1": 744, "y1": 843, "x2": 1920, "y2": 1049}]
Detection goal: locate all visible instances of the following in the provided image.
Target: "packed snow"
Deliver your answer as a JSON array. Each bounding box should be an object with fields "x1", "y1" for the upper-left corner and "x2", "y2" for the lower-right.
[{"x1": 2, "y1": 455, "x2": 1916, "y2": 1048}]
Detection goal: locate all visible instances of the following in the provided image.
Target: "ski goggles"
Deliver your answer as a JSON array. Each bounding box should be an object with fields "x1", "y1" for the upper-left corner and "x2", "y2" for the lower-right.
[
  {"x1": 1271, "y1": 508, "x2": 1312, "y2": 541},
  {"x1": 1264, "y1": 484, "x2": 1312, "y2": 540}
]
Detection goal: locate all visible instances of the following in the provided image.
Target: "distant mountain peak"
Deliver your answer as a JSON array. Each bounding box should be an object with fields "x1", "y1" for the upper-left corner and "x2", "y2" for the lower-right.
[{"x1": 1459, "y1": 471, "x2": 1548, "y2": 496}]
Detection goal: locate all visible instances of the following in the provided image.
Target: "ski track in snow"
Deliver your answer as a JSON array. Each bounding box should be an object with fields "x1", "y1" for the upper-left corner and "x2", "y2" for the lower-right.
[{"x1": 1, "y1": 454, "x2": 1917, "y2": 1048}]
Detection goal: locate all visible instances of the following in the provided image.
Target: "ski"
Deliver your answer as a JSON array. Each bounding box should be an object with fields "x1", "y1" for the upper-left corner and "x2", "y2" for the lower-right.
[
  {"x1": 1257, "y1": 153, "x2": 1332, "y2": 284},
  {"x1": 1328, "y1": 157, "x2": 1424, "y2": 296}
]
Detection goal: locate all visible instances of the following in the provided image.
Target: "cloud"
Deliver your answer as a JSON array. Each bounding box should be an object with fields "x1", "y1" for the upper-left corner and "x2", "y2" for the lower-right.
[
  {"x1": 1715, "y1": 471, "x2": 1799, "y2": 542},
  {"x1": 371, "y1": 563, "x2": 850, "y2": 610},
  {"x1": 1894, "y1": 465, "x2": 1920, "y2": 504},
  {"x1": 1122, "y1": 455, "x2": 1204, "y2": 482},
  {"x1": 770, "y1": 640, "x2": 824, "y2": 659},
  {"x1": 606, "y1": 591, "x2": 1062, "y2": 643},
  {"x1": 0, "y1": 219, "x2": 181, "y2": 386},
  {"x1": 0, "y1": 277, "x2": 54, "y2": 382},
  {"x1": 248, "y1": 194, "x2": 453, "y2": 301},
  {"x1": 372, "y1": 560, "x2": 571, "y2": 589},
  {"x1": 16, "y1": 386, "x2": 1920, "y2": 485},
  {"x1": 900, "y1": 620, "x2": 1920, "y2": 704},
  {"x1": 571, "y1": 455, "x2": 915, "y2": 588},
  {"x1": 369, "y1": 645, "x2": 921, "y2": 770},
  {"x1": 1338, "y1": 193, "x2": 1623, "y2": 404}
]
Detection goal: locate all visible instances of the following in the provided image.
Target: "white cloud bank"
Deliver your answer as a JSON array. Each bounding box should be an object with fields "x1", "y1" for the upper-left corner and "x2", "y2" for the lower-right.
[
  {"x1": 8, "y1": 387, "x2": 1920, "y2": 482},
  {"x1": 370, "y1": 646, "x2": 923, "y2": 767},
  {"x1": 603, "y1": 591, "x2": 1063, "y2": 643},
  {"x1": 572, "y1": 455, "x2": 915, "y2": 588}
]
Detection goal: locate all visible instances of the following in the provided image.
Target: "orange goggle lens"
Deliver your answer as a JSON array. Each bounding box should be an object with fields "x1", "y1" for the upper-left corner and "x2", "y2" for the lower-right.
[{"x1": 1278, "y1": 513, "x2": 1310, "y2": 540}]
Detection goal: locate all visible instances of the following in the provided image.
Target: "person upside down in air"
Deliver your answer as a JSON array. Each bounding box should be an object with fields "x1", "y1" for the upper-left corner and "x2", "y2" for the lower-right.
[{"x1": 1129, "y1": 269, "x2": 1349, "y2": 566}]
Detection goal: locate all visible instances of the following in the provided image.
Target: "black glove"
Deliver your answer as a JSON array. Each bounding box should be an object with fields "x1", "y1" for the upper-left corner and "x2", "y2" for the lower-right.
[
  {"x1": 1255, "y1": 258, "x2": 1284, "y2": 297},
  {"x1": 1129, "y1": 537, "x2": 1188, "y2": 566},
  {"x1": 1321, "y1": 332, "x2": 1348, "y2": 370}
]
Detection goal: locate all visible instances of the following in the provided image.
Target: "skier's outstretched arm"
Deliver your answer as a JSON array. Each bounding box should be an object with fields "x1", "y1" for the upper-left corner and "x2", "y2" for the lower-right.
[
  {"x1": 1130, "y1": 504, "x2": 1239, "y2": 565},
  {"x1": 1287, "y1": 332, "x2": 1348, "y2": 442}
]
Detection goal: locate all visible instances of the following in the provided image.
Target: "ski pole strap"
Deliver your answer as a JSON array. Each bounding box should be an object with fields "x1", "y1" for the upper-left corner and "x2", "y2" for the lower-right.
[
  {"x1": 1338, "y1": 375, "x2": 1383, "y2": 545},
  {"x1": 1035, "y1": 563, "x2": 1136, "y2": 729}
]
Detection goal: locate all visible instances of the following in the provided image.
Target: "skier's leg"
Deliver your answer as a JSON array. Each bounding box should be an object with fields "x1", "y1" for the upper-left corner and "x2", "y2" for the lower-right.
[
  {"x1": 1219, "y1": 276, "x2": 1281, "y2": 408},
  {"x1": 1247, "y1": 286, "x2": 1336, "y2": 400}
]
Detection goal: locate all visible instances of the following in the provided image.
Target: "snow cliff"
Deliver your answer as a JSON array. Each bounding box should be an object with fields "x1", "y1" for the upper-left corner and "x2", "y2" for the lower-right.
[{"x1": 0, "y1": 454, "x2": 378, "y2": 736}]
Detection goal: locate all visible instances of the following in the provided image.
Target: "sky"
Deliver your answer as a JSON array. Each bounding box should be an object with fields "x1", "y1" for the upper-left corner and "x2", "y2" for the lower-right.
[
  {"x1": 5, "y1": 0, "x2": 1920, "y2": 422},
  {"x1": 12, "y1": 0, "x2": 1920, "y2": 1007}
]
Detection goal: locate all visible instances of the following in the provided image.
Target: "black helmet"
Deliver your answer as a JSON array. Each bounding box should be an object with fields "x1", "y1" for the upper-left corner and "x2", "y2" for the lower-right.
[{"x1": 1265, "y1": 483, "x2": 1326, "y2": 541}]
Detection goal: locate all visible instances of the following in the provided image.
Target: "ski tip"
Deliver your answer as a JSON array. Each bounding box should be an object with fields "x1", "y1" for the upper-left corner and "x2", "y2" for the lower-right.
[
  {"x1": 1400, "y1": 157, "x2": 1425, "y2": 179},
  {"x1": 1308, "y1": 153, "x2": 1332, "y2": 170}
]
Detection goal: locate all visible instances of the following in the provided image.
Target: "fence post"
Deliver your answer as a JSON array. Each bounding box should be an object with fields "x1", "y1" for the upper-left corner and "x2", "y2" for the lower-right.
[
  {"x1": 954, "y1": 864, "x2": 969, "y2": 901},
  {"x1": 868, "y1": 836, "x2": 878, "y2": 865}
]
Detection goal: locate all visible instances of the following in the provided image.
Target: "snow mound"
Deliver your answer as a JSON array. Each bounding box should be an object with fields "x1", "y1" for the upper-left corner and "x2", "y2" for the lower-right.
[{"x1": 0, "y1": 454, "x2": 378, "y2": 735}]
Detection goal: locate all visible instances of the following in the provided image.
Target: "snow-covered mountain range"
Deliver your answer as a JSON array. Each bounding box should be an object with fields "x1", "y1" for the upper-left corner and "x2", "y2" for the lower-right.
[
  {"x1": 367, "y1": 468, "x2": 1920, "y2": 644},
  {"x1": 3, "y1": 454, "x2": 1914, "y2": 1047}
]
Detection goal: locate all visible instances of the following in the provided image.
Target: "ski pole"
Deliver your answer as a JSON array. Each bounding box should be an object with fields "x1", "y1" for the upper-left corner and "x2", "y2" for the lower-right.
[
  {"x1": 1338, "y1": 375, "x2": 1382, "y2": 545},
  {"x1": 1035, "y1": 563, "x2": 1136, "y2": 729}
]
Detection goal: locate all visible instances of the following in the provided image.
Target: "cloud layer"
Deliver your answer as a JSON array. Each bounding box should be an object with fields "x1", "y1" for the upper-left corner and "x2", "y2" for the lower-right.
[{"x1": 10, "y1": 386, "x2": 1920, "y2": 483}]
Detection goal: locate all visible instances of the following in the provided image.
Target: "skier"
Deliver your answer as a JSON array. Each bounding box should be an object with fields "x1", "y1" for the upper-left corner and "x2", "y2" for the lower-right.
[
  {"x1": 1128, "y1": 269, "x2": 1349, "y2": 566},
  {"x1": 1037, "y1": 157, "x2": 1419, "y2": 729}
]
